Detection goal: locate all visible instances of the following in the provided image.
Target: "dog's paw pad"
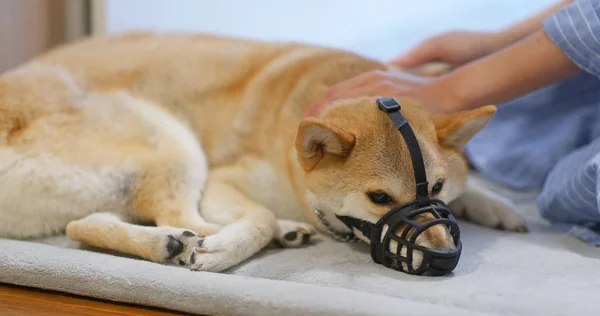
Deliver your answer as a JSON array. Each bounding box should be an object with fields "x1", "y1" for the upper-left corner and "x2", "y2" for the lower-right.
[
  {"x1": 275, "y1": 220, "x2": 316, "y2": 248},
  {"x1": 165, "y1": 235, "x2": 185, "y2": 258},
  {"x1": 163, "y1": 230, "x2": 204, "y2": 266}
]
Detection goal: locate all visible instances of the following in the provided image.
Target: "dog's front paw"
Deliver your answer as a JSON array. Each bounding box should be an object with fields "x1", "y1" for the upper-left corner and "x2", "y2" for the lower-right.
[
  {"x1": 161, "y1": 231, "x2": 232, "y2": 272},
  {"x1": 450, "y1": 186, "x2": 528, "y2": 233},
  {"x1": 162, "y1": 229, "x2": 205, "y2": 266},
  {"x1": 274, "y1": 220, "x2": 317, "y2": 248},
  {"x1": 187, "y1": 236, "x2": 239, "y2": 272},
  {"x1": 189, "y1": 252, "x2": 231, "y2": 272}
]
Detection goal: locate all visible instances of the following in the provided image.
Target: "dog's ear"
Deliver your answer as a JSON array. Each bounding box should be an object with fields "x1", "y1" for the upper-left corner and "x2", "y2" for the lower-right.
[
  {"x1": 432, "y1": 105, "x2": 496, "y2": 149},
  {"x1": 295, "y1": 117, "x2": 356, "y2": 171}
]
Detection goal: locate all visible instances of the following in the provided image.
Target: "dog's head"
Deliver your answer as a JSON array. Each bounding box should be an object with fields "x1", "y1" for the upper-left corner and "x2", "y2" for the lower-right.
[{"x1": 295, "y1": 97, "x2": 494, "y2": 270}]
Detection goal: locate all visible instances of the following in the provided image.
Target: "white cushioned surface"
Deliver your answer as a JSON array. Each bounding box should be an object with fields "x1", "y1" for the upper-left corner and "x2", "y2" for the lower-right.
[{"x1": 1, "y1": 173, "x2": 598, "y2": 316}]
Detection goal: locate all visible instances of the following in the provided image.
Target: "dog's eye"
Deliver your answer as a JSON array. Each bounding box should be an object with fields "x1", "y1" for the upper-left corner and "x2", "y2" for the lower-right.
[
  {"x1": 431, "y1": 180, "x2": 445, "y2": 195},
  {"x1": 367, "y1": 191, "x2": 393, "y2": 205}
]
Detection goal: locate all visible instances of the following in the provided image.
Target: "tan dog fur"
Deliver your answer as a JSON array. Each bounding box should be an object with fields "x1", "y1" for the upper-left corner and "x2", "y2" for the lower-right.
[{"x1": 0, "y1": 33, "x2": 526, "y2": 272}]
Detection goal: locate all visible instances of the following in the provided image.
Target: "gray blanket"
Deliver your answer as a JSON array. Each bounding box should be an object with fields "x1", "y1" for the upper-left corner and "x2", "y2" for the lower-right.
[{"x1": 1, "y1": 173, "x2": 599, "y2": 315}]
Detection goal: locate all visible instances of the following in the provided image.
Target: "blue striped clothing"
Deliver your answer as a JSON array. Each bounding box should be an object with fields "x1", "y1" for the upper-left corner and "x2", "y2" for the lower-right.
[{"x1": 464, "y1": 0, "x2": 600, "y2": 245}]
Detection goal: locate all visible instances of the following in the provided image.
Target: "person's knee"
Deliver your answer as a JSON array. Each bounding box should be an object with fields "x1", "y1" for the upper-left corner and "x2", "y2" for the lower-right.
[
  {"x1": 537, "y1": 155, "x2": 570, "y2": 222},
  {"x1": 537, "y1": 187, "x2": 569, "y2": 223},
  {"x1": 538, "y1": 152, "x2": 600, "y2": 224}
]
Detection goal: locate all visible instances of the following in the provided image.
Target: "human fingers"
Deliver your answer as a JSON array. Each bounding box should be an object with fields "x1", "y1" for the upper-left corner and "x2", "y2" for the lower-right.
[
  {"x1": 305, "y1": 70, "x2": 391, "y2": 116},
  {"x1": 389, "y1": 37, "x2": 443, "y2": 68}
]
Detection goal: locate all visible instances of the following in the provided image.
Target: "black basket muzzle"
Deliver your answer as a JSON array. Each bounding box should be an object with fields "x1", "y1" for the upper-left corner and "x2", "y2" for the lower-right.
[
  {"x1": 337, "y1": 198, "x2": 462, "y2": 276},
  {"x1": 335, "y1": 98, "x2": 462, "y2": 276}
]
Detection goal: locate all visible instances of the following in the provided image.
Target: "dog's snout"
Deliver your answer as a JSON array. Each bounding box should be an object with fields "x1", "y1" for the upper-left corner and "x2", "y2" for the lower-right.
[
  {"x1": 408, "y1": 213, "x2": 456, "y2": 250},
  {"x1": 388, "y1": 213, "x2": 456, "y2": 272}
]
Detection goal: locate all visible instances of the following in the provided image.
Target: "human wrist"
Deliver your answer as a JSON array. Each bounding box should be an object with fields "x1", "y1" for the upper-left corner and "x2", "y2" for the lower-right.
[{"x1": 425, "y1": 73, "x2": 473, "y2": 113}]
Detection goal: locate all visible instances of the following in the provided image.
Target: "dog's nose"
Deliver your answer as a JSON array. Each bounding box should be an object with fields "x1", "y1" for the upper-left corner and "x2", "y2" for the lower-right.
[{"x1": 424, "y1": 252, "x2": 461, "y2": 276}]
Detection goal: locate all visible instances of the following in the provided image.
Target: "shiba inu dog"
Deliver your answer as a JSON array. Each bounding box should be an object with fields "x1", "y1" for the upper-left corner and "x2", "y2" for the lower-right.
[{"x1": 0, "y1": 33, "x2": 526, "y2": 272}]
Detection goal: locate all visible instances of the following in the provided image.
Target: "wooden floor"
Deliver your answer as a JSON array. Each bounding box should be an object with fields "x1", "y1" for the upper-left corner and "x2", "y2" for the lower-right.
[{"x1": 0, "y1": 283, "x2": 195, "y2": 315}]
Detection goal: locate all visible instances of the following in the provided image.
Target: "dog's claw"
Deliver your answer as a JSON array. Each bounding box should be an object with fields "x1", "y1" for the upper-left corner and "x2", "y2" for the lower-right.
[
  {"x1": 190, "y1": 263, "x2": 203, "y2": 271},
  {"x1": 297, "y1": 227, "x2": 316, "y2": 236},
  {"x1": 194, "y1": 247, "x2": 208, "y2": 254}
]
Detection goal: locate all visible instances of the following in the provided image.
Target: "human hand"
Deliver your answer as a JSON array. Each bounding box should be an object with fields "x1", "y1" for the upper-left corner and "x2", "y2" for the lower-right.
[
  {"x1": 390, "y1": 31, "x2": 504, "y2": 68},
  {"x1": 304, "y1": 70, "x2": 462, "y2": 117}
]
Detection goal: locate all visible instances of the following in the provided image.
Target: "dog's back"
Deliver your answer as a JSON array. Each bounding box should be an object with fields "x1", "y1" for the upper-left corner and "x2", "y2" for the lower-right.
[{"x1": 32, "y1": 32, "x2": 383, "y2": 165}]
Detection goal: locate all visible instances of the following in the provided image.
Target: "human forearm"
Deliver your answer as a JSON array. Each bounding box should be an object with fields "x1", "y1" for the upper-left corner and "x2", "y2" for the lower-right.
[
  {"x1": 436, "y1": 30, "x2": 581, "y2": 112},
  {"x1": 391, "y1": 1, "x2": 574, "y2": 68},
  {"x1": 494, "y1": 0, "x2": 575, "y2": 47}
]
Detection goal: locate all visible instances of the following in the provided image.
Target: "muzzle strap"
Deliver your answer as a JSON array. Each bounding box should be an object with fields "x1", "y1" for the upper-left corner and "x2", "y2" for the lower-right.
[
  {"x1": 376, "y1": 98, "x2": 429, "y2": 200},
  {"x1": 336, "y1": 214, "x2": 374, "y2": 240}
]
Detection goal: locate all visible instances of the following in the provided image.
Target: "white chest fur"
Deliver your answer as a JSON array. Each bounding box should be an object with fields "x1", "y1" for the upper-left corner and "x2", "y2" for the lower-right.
[{"x1": 235, "y1": 158, "x2": 306, "y2": 222}]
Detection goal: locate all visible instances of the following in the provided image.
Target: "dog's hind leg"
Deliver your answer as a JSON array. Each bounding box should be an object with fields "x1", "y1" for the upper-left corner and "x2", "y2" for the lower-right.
[
  {"x1": 66, "y1": 212, "x2": 205, "y2": 266},
  {"x1": 131, "y1": 163, "x2": 221, "y2": 237},
  {"x1": 62, "y1": 148, "x2": 220, "y2": 265},
  {"x1": 98, "y1": 90, "x2": 223, "y2": 237},
  {"x1": 129, "y1": 148, "x2": 221, "y2": 237}
]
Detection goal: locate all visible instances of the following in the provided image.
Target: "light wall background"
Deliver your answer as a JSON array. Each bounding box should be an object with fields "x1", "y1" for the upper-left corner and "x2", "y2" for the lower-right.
[{"x1": 104, "y1": 0, "x2": 555, "y2": 61}]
